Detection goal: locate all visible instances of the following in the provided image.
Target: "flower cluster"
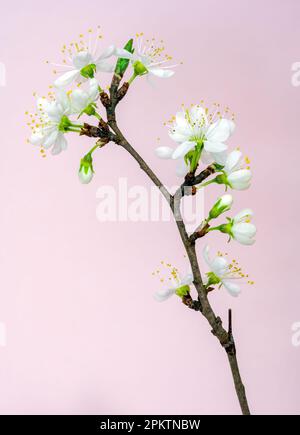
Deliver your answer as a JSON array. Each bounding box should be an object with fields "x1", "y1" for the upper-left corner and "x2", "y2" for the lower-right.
[
  {"x1": 27, "y1": 29, "x2": 177, "y2": 182},
  {"x1": 26, "y1": 28, "x2": 256, "y2": 302},
  {"x1": 155, "y1": 102, "x2": 256, "y2": 300}
]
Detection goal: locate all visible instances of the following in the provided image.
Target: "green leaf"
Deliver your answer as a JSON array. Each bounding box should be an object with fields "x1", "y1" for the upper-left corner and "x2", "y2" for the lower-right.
[{"x1": 115, "y1": 39, "x2": 134, "y2": 77}]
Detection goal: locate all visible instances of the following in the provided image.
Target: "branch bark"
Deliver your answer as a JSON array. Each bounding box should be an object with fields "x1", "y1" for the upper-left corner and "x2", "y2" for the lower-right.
[{"x1": 92, "y1": 74, "x2": 251, "y2": 415}]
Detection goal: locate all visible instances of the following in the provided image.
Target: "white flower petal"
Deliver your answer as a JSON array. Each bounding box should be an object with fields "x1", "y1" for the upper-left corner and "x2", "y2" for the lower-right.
[
  {"x1": 71, "y1": 89, "x2": 89, "y2": 113},
  {"x1": 228, "y1": 169, "x2": 252, "y2": 190},
  {"x1": 175, "y1": 111, "x2": 189, "y2": 129},
  {"x1": 203, "y1": 246, "x2": 229, "y2": 277},
  {"x1": 154, "y1": 287, "x2": 176, "y2": 302},
  {"x1": 232, "y1": 223, "x2": 256, "y2": 238},
  {"x1": 56, "y1": 90, "x2": 72, "y2": 114},
  {"x1": 79, "y1": 166, "x2": 93, "y2": 184},
  {"x1": 51, "y1": 133, "x2": 67, "y2": 155},
  {"x1": 96, "y1": 45, "x2": 116, "y2": 61},
  {"x1": 172, "y1": 141, "x2": 195, "y2": 159},
  {"x1": 176, "y1": 123, "x2": 194, "y2": 137},
  {"x1": 224, "y1": 150, "x2": 242, "y2": 173},
  {"x1": 206, "y1": 118, "x2": 234, "y2": 143},
  {"x1": 180, "y1": 273, "x2": 193, "y2": 286},
  {"x1": 219, "y1": 194, "x2": 233, "y2": 207},
  {"x1": 211, "y1": 256, "x2": 229, "y2": 277},
  {"x1": 204, "y1": 140, "x2": 228, "y2": 153},
  {"x1": 189, "y1": 105, "x2": 207, "y2": 125},
  {"x1": 203, "y1": 245, "x2": 212, "y2": 268},
  {"x1": 149, "y1": 68, "x2": 174, "y2": 78},
  {"x1": 96, "y1": 60, "x2": 114, "y2": 73},
  {"x1": 176, "y1": 159, "x2": 189, "y2": 177},
  {"x1": 36, "y1": 97, "x2": 51, "y2": 113},
  {"x1": 54, "y1": 70, "x2": 80, "y2": 88},
  {"x1": 46, "y1": 102, "x2": 64, "y2": 122},
  {"x1": 88, "y1": 78, "x2": 100, "y2": 100},
  {"x1": 201, "y1": 150, "x2": 214, "y2": 165},
  {"x1": 232, "y1": 233, "x2": 256, "y2": 245},
  {"x1": 43, "y1": 130, "x2": 59, "y2": 149},
  {"x1": 115, "y1": 48, "x2": 134, "y2": 59},
  {"x1": 222, "y1": 280, "x2": 241, "y2": 297},
  {"x1": 233, "y1": 209, "x2": 254, "y2": 223},
  {"x1": 169, "y1": 130, "x2": 189, "y2": 144},
  {"x1": 30, "y1": 131, "x2": 45, "y2": 146},
  {"x1": 229, "y1": 182, "x2": 251, "y2": 191},
  {"x1": 58, "y1": 134, "x2": 68, "y2": 151},
  {"x1": 212, "y1": 150, "x2": 228, "y2": 166},
  {"x1": 155, "y1": 146, "x2": 174, "y2": 159}
]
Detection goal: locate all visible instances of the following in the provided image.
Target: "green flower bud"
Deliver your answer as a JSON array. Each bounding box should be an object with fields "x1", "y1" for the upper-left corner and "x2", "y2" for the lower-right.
[
  {"x1": 78, "y1": 153, "x2": 94, "y2": 184},
  {"x1": 208, "y1": 194, "x2": 233, "y2": 220},
  {"x1": 80, "y1": 63, "x2": 96, "y2": 79}
]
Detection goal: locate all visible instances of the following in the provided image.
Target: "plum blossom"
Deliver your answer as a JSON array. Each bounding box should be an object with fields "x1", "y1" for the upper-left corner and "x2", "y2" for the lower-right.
[
  {"x1": 116, "y1": 33, "x2": 176, "y2": 79},
  {"x1": 230, "y1": 209, "x2": 256, "y2": 245},
  {"x1": 52, "y1": 29, "x2": 116, "y2": 87},
  {"x1": 202, "y1": 150, "x2": 252, "y2": 191},
  {"x1": 29, "y1": 90, "x2": 79, "y2": 155},
  {"x1": 216, "y1": 209, "x2": 256, "y2": 245},
  {"x1": 70, "y1": 78, "x2": 99, "y2": 116},
  {"x1": 155, "y1": 103, "x2": 235, "y2": 175}
]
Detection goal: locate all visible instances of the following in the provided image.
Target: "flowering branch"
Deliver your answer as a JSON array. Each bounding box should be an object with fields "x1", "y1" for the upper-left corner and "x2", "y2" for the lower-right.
[
  {"x1": 27, "y1": 31, "x2": 255, "y2": 415},
  {"x1": 89, "y1": 72, "x2": 250, "y2": 414}
]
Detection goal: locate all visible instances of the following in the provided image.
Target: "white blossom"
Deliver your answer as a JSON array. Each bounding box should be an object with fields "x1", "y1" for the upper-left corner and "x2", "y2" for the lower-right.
[
  {"x1": 203, "y1": 245, "x2": 253, "y2": 297},
  {"x1": 116, "y1": 34, "x2": 176, "y2": 79},
  {"x1": 29, "y1": 91, "x2": 75, "y2": 155},
  {"x1": 154, "y1": 271, "x2": 193, "y2": 302}
]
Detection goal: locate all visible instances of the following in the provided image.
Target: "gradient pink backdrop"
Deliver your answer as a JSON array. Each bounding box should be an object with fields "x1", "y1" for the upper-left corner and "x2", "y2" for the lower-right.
[{"x1": 0, "y1": 0, "x2": 299, "y2": 415}]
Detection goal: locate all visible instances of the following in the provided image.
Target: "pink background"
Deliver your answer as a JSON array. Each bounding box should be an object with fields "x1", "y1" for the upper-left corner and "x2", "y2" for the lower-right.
[{"x1": 0, "y1": 0, "x2": 299, "y2": 415}]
